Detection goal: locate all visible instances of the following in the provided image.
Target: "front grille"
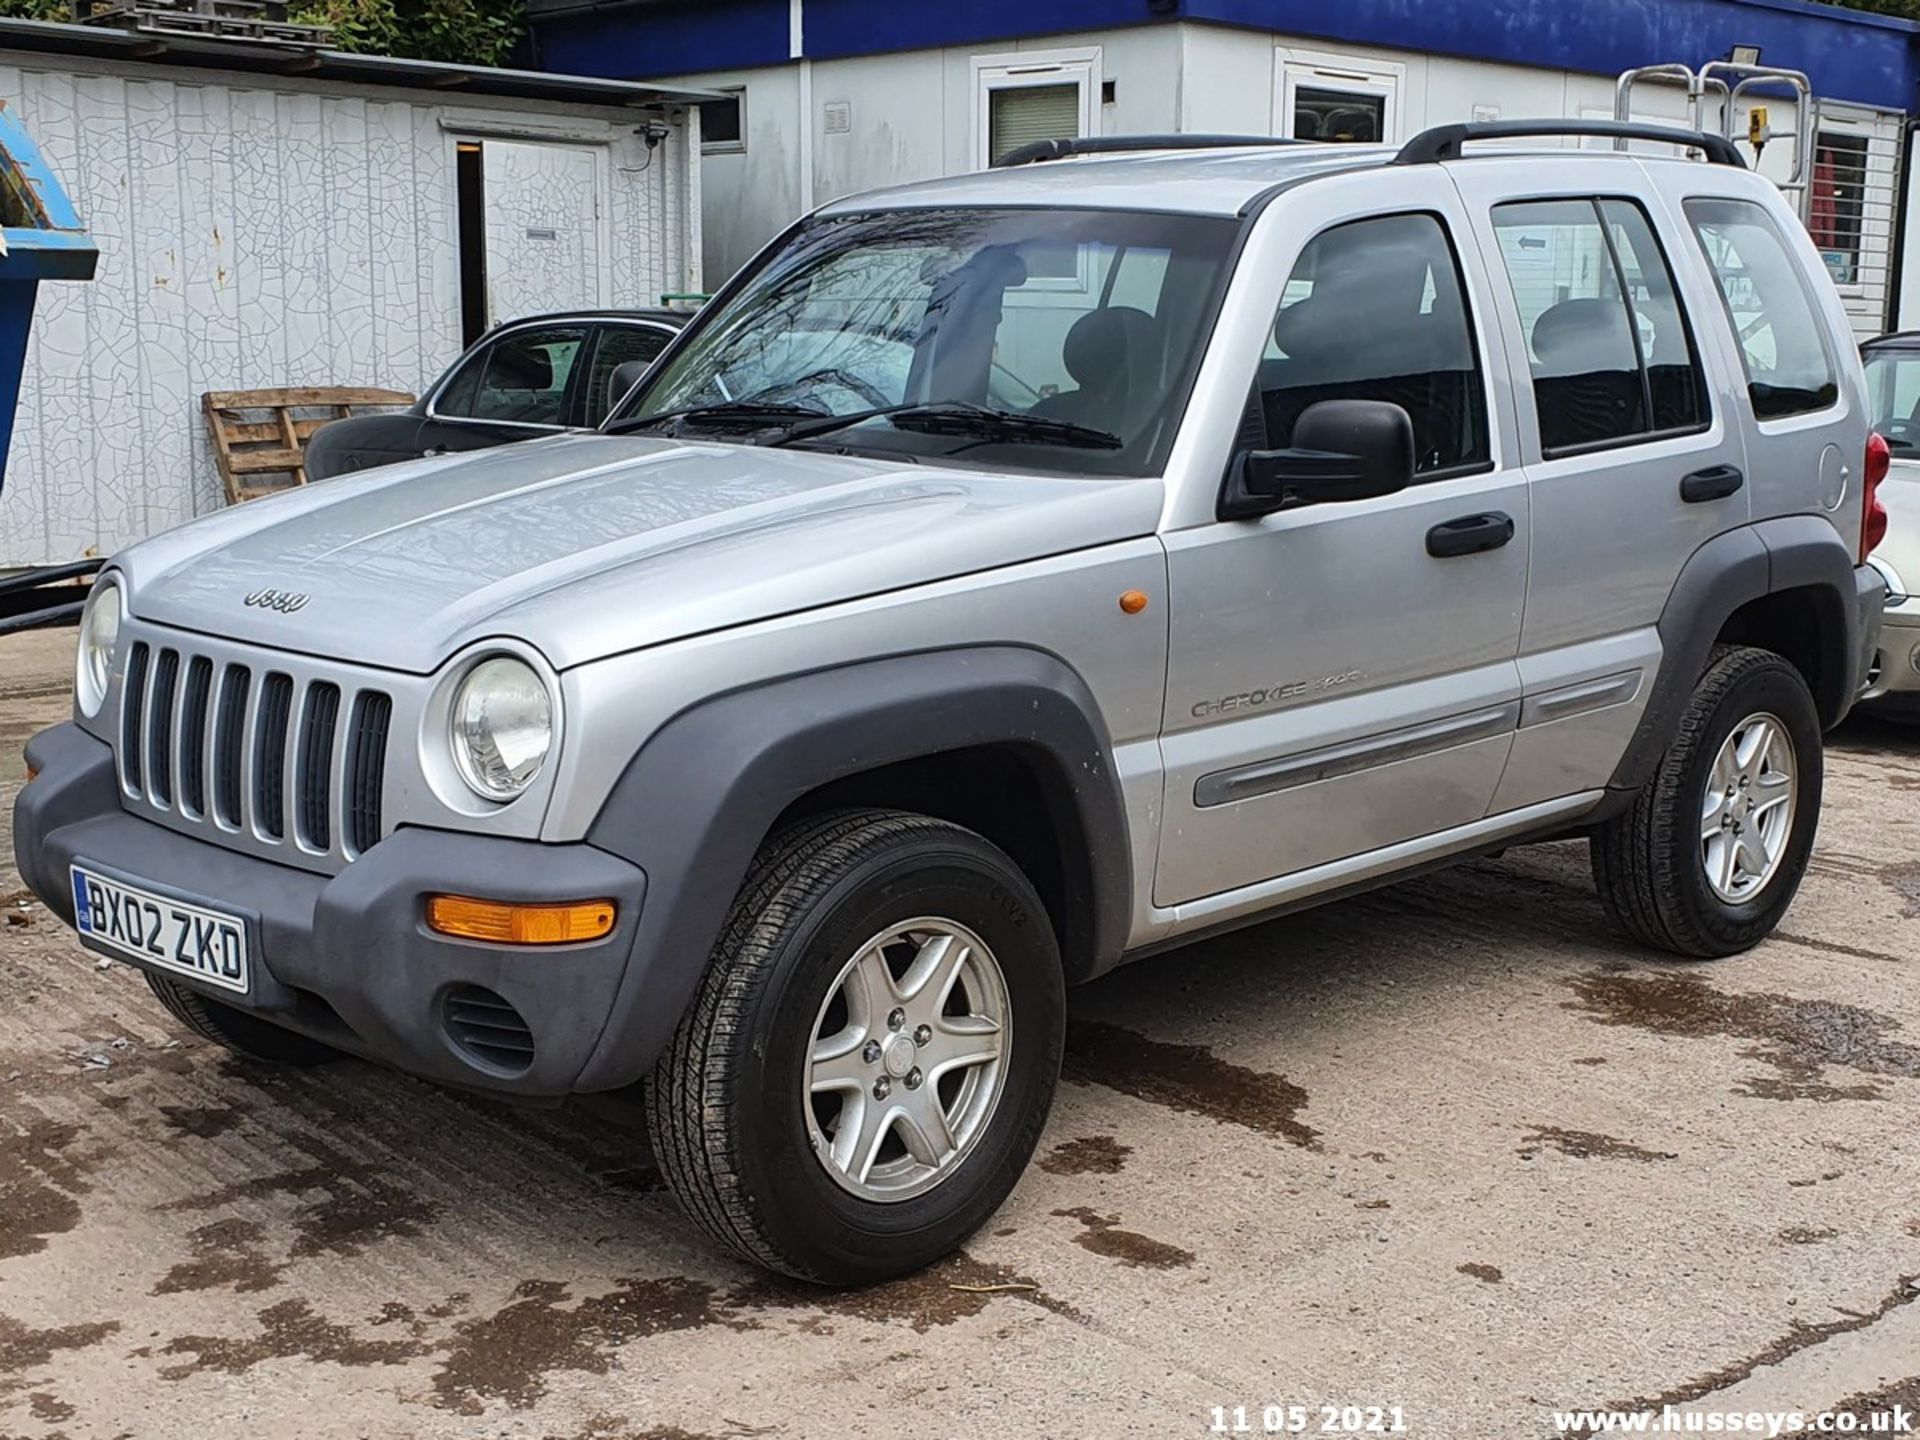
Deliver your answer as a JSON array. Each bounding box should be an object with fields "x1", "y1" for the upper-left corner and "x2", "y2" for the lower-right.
[
  {"x1": 443, "y1": 985, "x2": 537, "y2": 1074},
  {"x1": 254, "y1": 673, "x2": 294, "y2": 841},
  {"x1": 179, "y1": 657, "x2": 213, "y2": 817},
  {"x1": 296, "y1": 682, "x2": 341, "y2": 851},
  {"x1": 345, "y1": 692, "x2": 392, "y2": 857},
  {"x1": 116, "y1": 632, "x2": 392, "y2": 868}
]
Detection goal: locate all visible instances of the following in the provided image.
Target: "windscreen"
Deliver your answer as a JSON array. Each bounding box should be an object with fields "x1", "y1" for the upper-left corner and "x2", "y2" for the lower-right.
[{"x1": 622, "y1": 206, "x2": 1240, "y2": 476}]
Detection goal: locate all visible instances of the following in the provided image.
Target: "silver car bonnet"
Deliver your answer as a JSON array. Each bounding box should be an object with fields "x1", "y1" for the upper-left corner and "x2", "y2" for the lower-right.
[{"x1": 117, "y1": 432, "x2": 1167, "y2": 672}]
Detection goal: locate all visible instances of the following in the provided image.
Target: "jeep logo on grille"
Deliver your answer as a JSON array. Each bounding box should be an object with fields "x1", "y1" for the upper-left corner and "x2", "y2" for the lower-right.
[{"x1": 243, "y1": 588, "x2": 310, "y2": 614}]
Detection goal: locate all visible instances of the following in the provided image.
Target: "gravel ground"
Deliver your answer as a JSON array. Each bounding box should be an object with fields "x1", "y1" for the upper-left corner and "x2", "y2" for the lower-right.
[{"x1": 2, "y1": 624, "x2": 1918, "y2": 1439}]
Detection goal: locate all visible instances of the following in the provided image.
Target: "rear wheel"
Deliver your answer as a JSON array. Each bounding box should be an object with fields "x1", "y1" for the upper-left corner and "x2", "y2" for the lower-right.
[
  {"x1": 645, "y1": 809, "x2": 1065, "y2": 1285},
  {"x1": 144, "y1": 973, "x2": 342, "y2": 1066},
  {"x1": 1591, "y1": 645, "x2": 1822, "y2": 958}
]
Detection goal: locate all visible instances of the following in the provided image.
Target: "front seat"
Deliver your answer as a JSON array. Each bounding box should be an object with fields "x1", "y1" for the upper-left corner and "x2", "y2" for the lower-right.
[
  {"x1": 1530, "y1": 298, "x2": 1646, "y2": 450},
  {"x1": 1030, "y1": 306, "x2": 1161, "y2": 434}
]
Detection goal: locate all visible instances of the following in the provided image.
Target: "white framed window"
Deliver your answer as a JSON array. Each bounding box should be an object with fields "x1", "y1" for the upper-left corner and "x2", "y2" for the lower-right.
[
  {"x1": 1810, "y1": 115, "x2": 1878, "y2": 293},
  {"x1": 700, "y1": 89, "x2": 746, "y2": 155},
  {"x1": 972, "y1": 47, "x2": 1101, "y2": 172},
  {"x1": 1276, "y1": 47, "x2": 1402, "y2": 145}
]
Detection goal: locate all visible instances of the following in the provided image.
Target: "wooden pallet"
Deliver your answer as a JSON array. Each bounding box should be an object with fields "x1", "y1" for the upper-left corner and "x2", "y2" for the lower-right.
[
  {"x1": 202, "y1": 386, "x2": 414, "y2": 505},
  {"x1": 75, "y1": 0, "x2": 334, "y2": 46}
]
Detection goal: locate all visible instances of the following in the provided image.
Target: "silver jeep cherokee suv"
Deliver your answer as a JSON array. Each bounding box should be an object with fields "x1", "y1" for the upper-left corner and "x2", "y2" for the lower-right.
[{"x1": 16, "y1": 121, "x2": 1889, "y2": 1285}]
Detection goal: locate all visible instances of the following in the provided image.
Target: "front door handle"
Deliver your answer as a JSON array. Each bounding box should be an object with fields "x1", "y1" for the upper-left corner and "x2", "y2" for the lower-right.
[
  {"x1": 1426, "y1": 511, "x2": 1515, "y2": 558},
  {"x1": 1680, "y1": 464, "x2": 1744, "y2": 503}
]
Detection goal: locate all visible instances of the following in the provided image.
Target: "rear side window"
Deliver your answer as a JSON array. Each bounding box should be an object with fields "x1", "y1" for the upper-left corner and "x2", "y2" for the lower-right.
[
  {"x1": 1685, "y1": 197, "x2": 1838, "y2": 420},
  {"x1": 1491, "y1": 197, "x2": 1708, "y2": 455},
  {"x1": 1260, "y1": 211, "x2": 1490, "y2": 477}
]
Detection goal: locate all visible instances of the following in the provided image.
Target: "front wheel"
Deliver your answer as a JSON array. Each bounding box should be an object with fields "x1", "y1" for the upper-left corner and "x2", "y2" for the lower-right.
[
  {"x1": 1591, "y1": 645, "x2": 1823, "y2": 958},
  {"x1": 644, "y1": 809, "x2": 1065, "y2": 1285}
]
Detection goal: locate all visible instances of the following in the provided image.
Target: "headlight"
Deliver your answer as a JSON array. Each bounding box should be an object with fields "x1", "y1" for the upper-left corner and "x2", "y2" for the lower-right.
[
  {"x1": 75, "y1": 578, "x2": 122, "y2": 719},
  {"x1": 450, "y1": 656, "x2": 552, "y2": 801},
  {"x1": 1869, "y1": 555, "x2": 1908, "y2": 605}
]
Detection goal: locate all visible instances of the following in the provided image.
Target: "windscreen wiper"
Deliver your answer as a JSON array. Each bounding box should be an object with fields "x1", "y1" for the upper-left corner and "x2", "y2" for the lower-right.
[
  {"x1": 767, "y1": 401, "x2": 1122, "y2": 451},
  {"x1": 603, "y1": 400, "x2": 830, "y2": 437}
]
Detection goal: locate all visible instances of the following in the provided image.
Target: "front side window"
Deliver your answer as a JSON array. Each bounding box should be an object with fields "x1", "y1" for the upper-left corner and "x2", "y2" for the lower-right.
[
  {"x1": 1492, "y1": 197, "x2": 1708, "y2": 454},
  {"x1": 582, "y1": 324, "x2": 675, "y2": 427},
  {"x1": 1686, "y1": 197, "x2": 1838, "y2": 421},
  {"x1": 624, "y1": 207, "x2": 1239, "y2": 476},
  {"x1": 439, "y1": 325, "x2": 585, "y2": 426},
  {"x1": 1259, "y1": 211, "x2": 1489, "y2": 476},
  {"x1": 1863, "y1": 345, "x2": 1920, "y2": 455}
]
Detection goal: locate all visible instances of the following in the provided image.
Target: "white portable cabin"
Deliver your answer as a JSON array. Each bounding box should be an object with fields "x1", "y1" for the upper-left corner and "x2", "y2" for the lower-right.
[
  {"x1": 0, "y1": 16, "x2": 711, "y2": 567},
  {"x1": 525, "y1": 0, "x2": 1920, "y2": 342}
]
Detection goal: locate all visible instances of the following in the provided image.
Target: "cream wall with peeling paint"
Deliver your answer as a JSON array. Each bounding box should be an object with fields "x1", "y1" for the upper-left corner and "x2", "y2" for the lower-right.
[{"x1": 0, "y1": 51, "x2": 696, "y2": 567}]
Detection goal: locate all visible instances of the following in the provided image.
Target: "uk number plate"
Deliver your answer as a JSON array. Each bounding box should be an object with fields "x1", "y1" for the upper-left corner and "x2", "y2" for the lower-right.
[{"x1": 69, "y1": 864, "x2": 251, "y2": 994}]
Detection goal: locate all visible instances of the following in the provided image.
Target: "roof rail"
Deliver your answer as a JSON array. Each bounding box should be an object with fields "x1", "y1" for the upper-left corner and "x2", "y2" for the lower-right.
[
  {"x1": 993, "y1": 133, "x2": 1297, "y2": 169},
  {"x1": 1394, "y1": 120, "x2": 1746, "y2": 168}
]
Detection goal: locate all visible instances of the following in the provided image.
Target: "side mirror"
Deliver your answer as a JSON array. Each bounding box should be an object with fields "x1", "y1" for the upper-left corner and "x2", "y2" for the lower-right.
[{"x1": 1222, "y1": 399, "x2": 1415, "y2": 519}]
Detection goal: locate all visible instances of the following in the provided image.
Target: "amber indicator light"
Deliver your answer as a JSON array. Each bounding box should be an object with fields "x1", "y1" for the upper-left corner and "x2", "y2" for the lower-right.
[{"x1": 427, "y1": 895, "x2": 616, "y2": 945}]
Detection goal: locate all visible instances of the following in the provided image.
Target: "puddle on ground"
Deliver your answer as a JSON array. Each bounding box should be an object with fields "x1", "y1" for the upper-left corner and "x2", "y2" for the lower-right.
[
  {"x1": 155, "y1": 1298, "x2": 428, "y2": 1382},
  {"x1": 0, "y1": 1116, "x2": 96, "y2": 1259},
  {"x1": 431, "y1": 1252, "x2": 1081, "y2": 1414},
  {"x1": 1037, "y1": 1135, "x2": 1133, "y2": 1176},
  {"x1": 27, "y1": 1392, "x2": 74, "y2": 1422},
  {"x1": 151, "y1": 1217, "x2": 285, "y2": 1296},
  {"x1": 1518, "y1": 1125, "x2": 1678, "y2": 1164},
  {"x1": 732, "y1": 1250, "x2": 1081, "y2": 1335},
  {"x1": 0, "y1": 1313, "x2": 122, "y2": 1384},
  {"x1": 1564, "y1": 971, "x2": 1920, "y2": 1102},
  {"x1": 1051, "y1": 1207, "x2": 1194, "y2": 1270},
  {"x1": 158, "y1": 1102, "x2": 252, "y2": 1140},
  {"x1": 432, "y1": 1277, "x2": 721, "y2": 1414},
  {"x1": 156, "y1": 1133, "x2": 438, "y2": 1258},
  {"x1": 1063, "y1": 1020, "x2": 1319, "y2": 1147}
]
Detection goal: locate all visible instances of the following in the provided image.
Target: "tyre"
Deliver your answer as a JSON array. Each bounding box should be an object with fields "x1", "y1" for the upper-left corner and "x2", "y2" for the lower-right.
[
  {"x1": 1591, "y1": 644, "x2": 1823, "y2": 958},
  {"x1": 144, "y1": 972, "x2": 342, "y2": 1066},
  {"x1": 645, "y1": 808, "x2": 1065, "y2": 1285}
]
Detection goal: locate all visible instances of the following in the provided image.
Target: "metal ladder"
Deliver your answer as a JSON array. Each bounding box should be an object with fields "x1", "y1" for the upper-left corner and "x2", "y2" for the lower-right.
[
  {"x1": 1613, "y1": 62, "x2": 1816, "y2": 219},
  {"x1": 1616, "y1": 61, "x2": 1900, "y2": 335}
]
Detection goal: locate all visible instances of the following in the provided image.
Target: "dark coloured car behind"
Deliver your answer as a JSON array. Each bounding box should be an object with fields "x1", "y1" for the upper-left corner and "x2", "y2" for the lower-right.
[{"x1": 305, "y1": 309, "x2": 687, "y2": 480}]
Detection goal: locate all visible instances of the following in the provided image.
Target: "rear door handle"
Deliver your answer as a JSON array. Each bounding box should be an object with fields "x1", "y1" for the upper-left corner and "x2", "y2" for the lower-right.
[
  {"x1": 1680, "y1": 464, "x2": 1744, "y2": 503},
  {"x1": 1426, "y1": 511, "x2": 1515, "y2": 558}
]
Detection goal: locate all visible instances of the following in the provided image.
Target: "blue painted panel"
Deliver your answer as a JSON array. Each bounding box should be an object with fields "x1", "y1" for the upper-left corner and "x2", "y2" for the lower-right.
[
  {"x1": 536, "y1": 0, "x2": 1920, "y2": 113},
  {"x1": 0, "y1": 282, "x2": 34, "y2": 489},
  {"x1": 536, "y1": 0, "x2": 790, "y2": 79},
  {"x1": 1186, "y1": 0, "x2": 1920, "y2": 112},
  {"x1": 803, "y1": 0, "x2": 1146, "y2": 56}
]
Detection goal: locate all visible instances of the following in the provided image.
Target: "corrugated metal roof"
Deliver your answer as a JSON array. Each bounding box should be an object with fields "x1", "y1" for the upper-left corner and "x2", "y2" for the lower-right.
[{"x1": 0, "y1": 15, "x2": 722, "y2": 107}]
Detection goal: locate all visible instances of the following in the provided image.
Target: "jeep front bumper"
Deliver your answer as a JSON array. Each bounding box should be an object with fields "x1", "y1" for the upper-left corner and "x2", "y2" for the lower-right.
[{"x1": 14, "y1": 723, "x2": 648, "y2": 1098}]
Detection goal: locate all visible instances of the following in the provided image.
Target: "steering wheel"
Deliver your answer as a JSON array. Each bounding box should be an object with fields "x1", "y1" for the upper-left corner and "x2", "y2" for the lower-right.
[{"x1": 747, "y1": 368, "x2": 891, "y2": 412}]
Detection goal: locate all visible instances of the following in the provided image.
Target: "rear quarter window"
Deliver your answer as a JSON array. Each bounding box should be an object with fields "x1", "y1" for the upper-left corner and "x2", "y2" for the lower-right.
[{"x1": 1684, "y1": 197, "x2": 1838, "y2": 420}]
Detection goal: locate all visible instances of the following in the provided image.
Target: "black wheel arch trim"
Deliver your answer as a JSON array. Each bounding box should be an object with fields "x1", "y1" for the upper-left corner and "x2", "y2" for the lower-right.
[
  {"x1": 1603, "y1": 516, "x2": 1881, "y2": 800},
  {"x1": 576, "y1": 645, "x2": 1131, "y2": 1092}
]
